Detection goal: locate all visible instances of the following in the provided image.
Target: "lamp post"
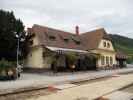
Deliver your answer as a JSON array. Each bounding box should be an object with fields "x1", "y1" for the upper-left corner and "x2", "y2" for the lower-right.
[
  {"x1": 14, "y1": 31, "x2": 26, "y2": 79},
  {"x1": 14, "y1": 33, "x2": 20, "y2": 66},
  {"x1": 14, "y1": 32, "x2": 24, "y2": 78},
  {"x1": 15, "y1": 33, "x2": 20, "y2": 78}
]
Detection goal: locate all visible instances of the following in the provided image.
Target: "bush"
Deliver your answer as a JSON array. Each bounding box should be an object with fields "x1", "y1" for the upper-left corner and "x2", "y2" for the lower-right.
[
  {"x1": 66, "y1": 52, "x2": 78, "y2": 65},
  {"x1": 0, "y1": 59, "x2": 15, "y2": 75},
  {"x1": 127, "y1": 56, "x2": 133, "y2": 64}
]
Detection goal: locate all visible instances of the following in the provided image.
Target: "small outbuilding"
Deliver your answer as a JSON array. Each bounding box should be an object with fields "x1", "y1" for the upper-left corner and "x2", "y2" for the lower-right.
[{"x1": 116, "y1": 51, "x2": 127, "y2": 68}]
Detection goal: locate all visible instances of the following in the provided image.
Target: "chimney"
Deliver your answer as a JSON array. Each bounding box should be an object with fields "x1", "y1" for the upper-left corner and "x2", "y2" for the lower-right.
[{"x1": 75, "y1": 26, "x2": 79, "y2": 35}]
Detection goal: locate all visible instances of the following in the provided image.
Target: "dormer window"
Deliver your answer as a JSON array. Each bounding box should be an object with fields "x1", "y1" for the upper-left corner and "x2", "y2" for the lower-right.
[
  {"x1": 103, "y1": 41, "x2": 111, "y2": 48},
  {"x1": 104, "y1": 42, "x2": 106, "y2": 47},
  {"x1": 75, "y1": 41, "x2": 80, "y2": 45},
  {"x1": 72, "y1": 36, "x2": 81, "y2": 45},
  {"x1": 45, "y1": 32, "x2": 56, "y2": 41},
  {"x1": 59, "y1": 34, "x2": 70, "y2": 43},
  {"x1": 49, "y1": 36, "x2": 56, "y2": 40},
  {"x1": 107, "y1": 43, "x2": 110, "y2": 48},
  {"x1": 64, "y1": 38, "x2": 69, "y2": 42},
  {"x1": 73, "y1": 39, "x2": 81, "y2": 45}
]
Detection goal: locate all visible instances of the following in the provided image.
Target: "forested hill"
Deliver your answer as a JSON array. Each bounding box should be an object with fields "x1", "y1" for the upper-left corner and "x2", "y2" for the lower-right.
[{"x1": 109, "y1": 34, "x2": 133, "y2": 55}]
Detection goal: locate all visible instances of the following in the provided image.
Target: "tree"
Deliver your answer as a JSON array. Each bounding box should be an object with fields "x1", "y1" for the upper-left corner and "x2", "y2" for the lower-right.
[
  {"x1": 0, "y1": 9, "x2": 25, "y2": 61},
  {"x1": 66, "y1": 53, "x2": 77, "y2": 67}
]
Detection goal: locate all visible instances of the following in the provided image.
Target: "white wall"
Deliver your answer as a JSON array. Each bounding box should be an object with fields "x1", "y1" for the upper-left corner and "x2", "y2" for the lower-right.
[
  {"x1": 91, "y1": 39, "x2": 117, "y2": 68},
  {"x1": 98, "y1": 39, "x2": 115, "y2": 51},
  {"x1": 26, "y1": 47, "x2": 43, "y2": 68}
]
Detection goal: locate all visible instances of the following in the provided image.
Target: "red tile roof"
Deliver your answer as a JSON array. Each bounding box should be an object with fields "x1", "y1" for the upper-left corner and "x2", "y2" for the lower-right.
[
  {"x1": 28, "y1": 24, "x2": 85, "y2": 50},
  {"x1": 28, "y1": 24, "x2": 110, "y2": 50},
  {"x1": 80, "y1": 28, "x2": 108, "y2": 50}
]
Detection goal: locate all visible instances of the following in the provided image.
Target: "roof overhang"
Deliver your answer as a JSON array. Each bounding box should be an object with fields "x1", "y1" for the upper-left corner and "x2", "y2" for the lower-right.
[{"x1": 45, "y1": 46, "x2": 88, "y2": 54}]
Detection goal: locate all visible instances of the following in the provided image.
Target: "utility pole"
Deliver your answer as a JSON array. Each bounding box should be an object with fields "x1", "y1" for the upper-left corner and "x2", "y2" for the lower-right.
[{"x1": 17, "y1": 36, "x2": 19, "y2": 68}]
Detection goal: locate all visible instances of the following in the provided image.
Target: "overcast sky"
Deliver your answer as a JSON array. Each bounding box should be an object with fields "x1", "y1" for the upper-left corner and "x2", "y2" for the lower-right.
[{"x1": 0, "y1": 0, "x2": 133, "y2": 38}]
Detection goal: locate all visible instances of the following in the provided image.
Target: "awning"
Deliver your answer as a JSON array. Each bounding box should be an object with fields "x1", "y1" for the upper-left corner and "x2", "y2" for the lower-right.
[
  {"x1": 46, "y1": 46, "x2": 88, "y2": 54},
  {"x1": 116, "y1": 52, "x2": 127, "y2": 60}
]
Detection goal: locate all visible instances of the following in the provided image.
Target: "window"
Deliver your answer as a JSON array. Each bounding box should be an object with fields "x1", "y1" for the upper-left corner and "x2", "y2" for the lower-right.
[
  {"x1": 110, "y1": 57, "x2": 113, "y2": 65},
  {"x1": 72, "y1": 39, "x2": 81, "y2": 45},
  {"x1": 101, "y1": 56, "x2": 105, "y2": 65},
  {"x1": 64, "y1": 38, "x2": 69, "y2": 42},
  {"x1": 75, "y1": 41, "x2": 81, "y2": 45},
  {"x1": 106, "y1": 56, "x2": 109, "y2": 65},
  {"x1": 72, "y1": 36, "x2": 81, "y2": 45},
  {"x1": 103, "y1": 42, "x2": 106, "y2": 47},
  {"x1": 107, "y1": 43, "x2": 110, "y2": 48},
  {"x1": 49, "y1": 36, "x2": 56, "y2": 40}
]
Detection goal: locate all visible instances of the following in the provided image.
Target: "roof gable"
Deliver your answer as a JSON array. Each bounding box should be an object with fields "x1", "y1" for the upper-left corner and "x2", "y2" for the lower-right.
[{"x1": 80, "y1": 28, "x2": 107, "y2": 50}]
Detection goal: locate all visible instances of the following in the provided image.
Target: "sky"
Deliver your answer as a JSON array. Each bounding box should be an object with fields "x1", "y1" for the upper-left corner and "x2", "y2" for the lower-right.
[{"x1": 0, "y1": 0, "x2": 133, "y2": 38}]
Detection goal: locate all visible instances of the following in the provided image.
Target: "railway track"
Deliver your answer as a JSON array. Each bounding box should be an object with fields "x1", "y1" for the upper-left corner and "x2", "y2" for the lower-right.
[
  {"x1": 0, "y1": 76, "x2": 112, "y2": 100},
  {"x1": 0, "y1": 72, "x2": 133, "y2": 100},
  {"x1": 0, "y1": 88, "x2": 56, "y2": 100}
]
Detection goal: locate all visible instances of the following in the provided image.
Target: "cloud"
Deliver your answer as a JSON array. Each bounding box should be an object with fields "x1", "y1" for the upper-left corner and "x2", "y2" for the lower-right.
[{"x1": 0, "y1": 0, "x2": 133, "y2": 38}]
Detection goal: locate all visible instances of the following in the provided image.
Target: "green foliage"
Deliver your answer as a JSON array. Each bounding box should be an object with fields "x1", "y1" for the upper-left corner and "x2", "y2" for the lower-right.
[
  {"x1": 109, "y1": 34, "x2": 133, "y2": 54},
  {"x1": 127, "y1": 56, "x2": 133, "y2": 64},
  {"x1": 109, "y1": 34, "x2": 133, "y2": 63},
  {"x1": 66, "y1": 52, "x2": 77, "y2": 65},
  {"x1": 0, "y1": 58, "x2": 15, "y2": 73},
  {"x1": 0, "y1": 9, "x2": 25, "y2": 60}
]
